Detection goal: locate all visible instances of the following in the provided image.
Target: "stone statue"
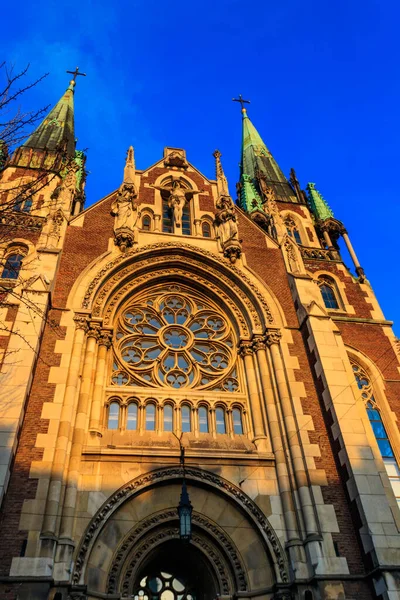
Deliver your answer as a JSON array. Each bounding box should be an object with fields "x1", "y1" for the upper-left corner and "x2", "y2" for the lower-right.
[
  {"x1": 151, "y1": 180, "x2": 203, "y2": 227},
  {"x1": 111, "y1": 182, "x2": 139, "y2": 232},
  {"x1": 215, "y1": 195, "x2": 239, "y2": 244}
]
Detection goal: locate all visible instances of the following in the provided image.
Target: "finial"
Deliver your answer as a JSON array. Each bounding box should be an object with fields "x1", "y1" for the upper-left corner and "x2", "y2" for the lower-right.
[
  {"x1": 123, "y1": 146, "x2": 136, "y2": 184},
  {"x1": 213, "y1": 149, "x2": 230, "y2": 198},
  {"x1": 232, "y1": 94, "x2": 250, "y2": 113},
  {"x1": 66, "y1": 66, "x2": 86, "y2": 89}
]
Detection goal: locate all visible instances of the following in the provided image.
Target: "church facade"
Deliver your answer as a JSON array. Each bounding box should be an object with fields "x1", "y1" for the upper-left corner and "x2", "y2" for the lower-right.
[{"x1": 0, "y1": 78, "x2": 400, "y2": 600}]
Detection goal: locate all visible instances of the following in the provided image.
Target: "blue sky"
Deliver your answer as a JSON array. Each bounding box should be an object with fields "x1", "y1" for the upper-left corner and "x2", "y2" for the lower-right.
[{"x1": 3, "y1": 0, "x2": 400, "y2": 333}]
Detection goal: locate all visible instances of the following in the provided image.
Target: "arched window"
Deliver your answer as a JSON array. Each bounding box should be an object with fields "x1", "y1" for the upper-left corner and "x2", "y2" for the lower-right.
[
  {"x1": 2, "y1": 253, "x2": 24, "y2": 279},
  {"x1": 145, "y1": 403, "x2": 156, "y2": 431},
  {"x1": 181, "y1": 202, "x2": 191, "y2": 235},
  {"x1": 216, "y1": 407, "x2": 226, "y2": 434},
  {"x1": 202, "y1": 222, "x2": 211, "y2": 238},
  {"x1": 127, "y1": 403, "x2": 138, "y2": 430},
  {"x1": 232, "y1": 408, "x2": 243, "y2": 435},
  {"x1": 318, "y1": 277, "x2": 340, "y2": 309},
  {"x1": 198, "y1": 407, "x2": 208, "y2": 433},
  {"x1": 284, "y1": 216, "x2": 302, "y2": 244},
  {"x1": 352, "y1": 362, "x2": 400, "y2": 509},
  {"x1": 164, "y1": 404, "x2": 173, "y2": 432},
  {"x1": 181, "y1": 405, "x2": 191, "y2": 433},
  {"x1": 162, "y1": 197, "x2": 173, "y2": 233},
  {"x1": 108, "y1": 402, "x2": 120, "y2": 430},
  {"x1": 142, "y1": 215, "x2": 151, "y2": 231}
]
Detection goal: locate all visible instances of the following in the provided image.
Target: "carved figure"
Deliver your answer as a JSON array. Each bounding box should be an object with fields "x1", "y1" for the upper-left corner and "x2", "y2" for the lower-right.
[
  {"x1": 215, "y1": 195, "x2": 239, "y2": 244},
  {"x1": 151, "y1": 180, "x2": 203, "y2": 227},
  {"x1": 111, "y1": 182, "x2": 139, "y2": 232}
]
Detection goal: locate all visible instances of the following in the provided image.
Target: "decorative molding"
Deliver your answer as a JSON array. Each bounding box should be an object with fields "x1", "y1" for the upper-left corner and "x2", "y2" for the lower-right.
[
  {"x1": 0, "y1": 211, "x2": 46, "y2": 230},
  {"x1": 107, "y1": 509, "x2": 247, "y2": 594},
  {"x1": 73, "y1": 314, "x2": 89, "y2": 332},
  {"x1": 72, "y1": 466, "x2": 289, "y2": 586},
  {"x1": 98, "y1": 329, "x2": 113, "y2": 348},
  {"x1": 239, "y1": 341, "x2": 253, "y2": 357},
  {"x1": 265, "y1": 329, "x2": 282, "y2": 347},
  {"x1": 81, "y1": 243, "x2": 273, "y2": 326},
  {"x1": 299, "y1": 246, "x2": 339, "y2": 262}
]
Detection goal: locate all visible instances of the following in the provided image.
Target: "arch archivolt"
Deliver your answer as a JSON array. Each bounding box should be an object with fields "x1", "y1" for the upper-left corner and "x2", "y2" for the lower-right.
[
  {"x1": 77, "y1": 243, "x2": 281, "y2": 336},
  {"x1": 72, "y1": 466, "x2": 289, "y2": 588},
  {"x1": 107, "y1": 509, "x2": 248, "y2": 596}
]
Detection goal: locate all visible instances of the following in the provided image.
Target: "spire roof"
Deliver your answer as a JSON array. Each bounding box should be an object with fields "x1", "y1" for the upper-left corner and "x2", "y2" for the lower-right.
[
  {"x1": 306, "y1": 182, "x2": 334, "y2": 221},
  {"x1": 238, "y1": 107, "x2": 297, "y2": 211},
  {"x1": 22, "y1": 80, "x2": 76, "y2": 157}
]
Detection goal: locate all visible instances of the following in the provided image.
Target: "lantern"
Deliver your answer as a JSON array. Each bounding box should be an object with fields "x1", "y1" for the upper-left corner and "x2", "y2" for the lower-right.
[{"x1": 178, "y1": 479, "x2": 192, "y2": 540}]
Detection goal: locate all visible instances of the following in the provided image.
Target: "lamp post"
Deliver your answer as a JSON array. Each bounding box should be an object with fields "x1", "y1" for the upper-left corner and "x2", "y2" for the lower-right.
[{"x1": 173, "y1": 432, "x2": 192, "y2": 541}]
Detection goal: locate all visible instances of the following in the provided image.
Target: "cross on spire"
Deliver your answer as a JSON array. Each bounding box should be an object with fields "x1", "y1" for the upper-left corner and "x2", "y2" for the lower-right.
[
  {"x1": 232, "y1": 94, "x2": 250, "y2": 111},
  {"x1": 66, "y1": 66, "x2": 86, "y2": 84}
]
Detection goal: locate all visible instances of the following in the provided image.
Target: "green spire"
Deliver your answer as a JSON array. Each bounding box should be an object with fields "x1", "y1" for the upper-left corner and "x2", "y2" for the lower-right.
[
  {"x1": 306, "y1": 182, "x2": 334, "y2": 221},
  {"x1": 22, "y1": 80, "x2": 76, "y2": 158},
  {"x1": 238, "y1": 107, "x2": 296, "y2": 212}
]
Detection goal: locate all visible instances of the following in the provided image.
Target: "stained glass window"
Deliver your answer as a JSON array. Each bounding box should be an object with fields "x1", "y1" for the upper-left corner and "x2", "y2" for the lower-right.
[
  {"x1": 319, "y1": 282, "x2": 339, "y2": 309},
  {"x1": 2, "y1": 253, "x2": 24, "y2": 279}
]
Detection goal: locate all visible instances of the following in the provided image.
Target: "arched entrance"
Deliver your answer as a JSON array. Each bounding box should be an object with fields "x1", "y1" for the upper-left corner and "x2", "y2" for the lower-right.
[{"x1": 130, "y1": 539, "x2": 218, "y2": 600}]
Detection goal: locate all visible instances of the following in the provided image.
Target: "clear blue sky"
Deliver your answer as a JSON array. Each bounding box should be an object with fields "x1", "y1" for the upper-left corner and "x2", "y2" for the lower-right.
[{"x1": 3, "y1": 0, "x2": 400, "y2": 333}]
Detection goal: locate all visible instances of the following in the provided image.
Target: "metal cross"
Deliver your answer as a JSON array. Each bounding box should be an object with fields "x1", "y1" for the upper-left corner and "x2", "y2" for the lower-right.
[
  {"x1": 232, "y1": 94, "x2": 250, "y2": 109},
  {"x1": 66, "y1": 66, "x2": 87, "y2": 81}
]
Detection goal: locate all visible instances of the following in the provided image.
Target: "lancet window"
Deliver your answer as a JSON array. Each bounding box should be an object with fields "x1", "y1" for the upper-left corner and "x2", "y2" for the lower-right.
[
  {"x1": 318, "y1": 276, "x2": 340, "y2": 310},
  {"x1": 111, "y1": 284, "x2": 240, "y2": 392},
  {"x1": 352, "y1": 362, "x2": 400, "y2": 509},
  {"x1": 1, "y1": 252, "x2": 25, "y2": 280},
  {"x1": 284, "y1": 215, "x2": 302, "y2": 244}
]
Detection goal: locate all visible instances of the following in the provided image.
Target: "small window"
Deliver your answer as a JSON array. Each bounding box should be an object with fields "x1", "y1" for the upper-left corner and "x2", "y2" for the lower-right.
[
  {"x1": 22, "y1": 198, "x2": 33, "y2": 213},
  {"x1": 202, "y1": 222, "x2": 211, "y2": 238},
  {"x1": 145, "y1": 404, "x2": 156, "y2": 431},
  {"x1": 232, "y1": 408, "x2": 243, "y2": 435},
  {"x1": 216, "y1": 408, "x2": 226, "y2": 434},
  {"x1": 319, "y1": 280, "x2": 339, "y2": 309},
  {"x1": 198, "y1": 407, "x2": 209, "y2": 433},
  {"x1": 285, "y1": 216, "x2": 302, "y2": 244},
  {"x1": 164, "y1": 404, "x2": 173, "y2": 432},
  {"x1": 182, "y1": 202, "x2": 191, "y2": 235},
  {"x1": 181, "y1": 405, "x2": 191, "y2": 433},
  {"x1": 142, "y1": 215, "x2": 151, "y2": 231},
  {"x1": 1, "y1": 253, "x2": 24, "y2": 279},
  {"x1": 127, "y1": 403, "x2": 138, "y2": 430},
  {"x1": 108, "y1": 402, "x2": 120, "y2": 430}
]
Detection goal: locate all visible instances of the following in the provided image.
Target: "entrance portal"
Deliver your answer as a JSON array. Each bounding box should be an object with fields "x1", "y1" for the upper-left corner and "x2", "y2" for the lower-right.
[{"x1": 132, "y1": 540, "x2": 218, "y2": 600}]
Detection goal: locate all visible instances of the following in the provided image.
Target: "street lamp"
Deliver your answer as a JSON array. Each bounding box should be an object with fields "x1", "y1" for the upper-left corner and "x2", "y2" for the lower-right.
[
  {"x1": 173, "y1": 432, "x2": 193, "y2": 541},
  {"x1": 178, "y1": 478, "x2": 192, "y2": 540}
]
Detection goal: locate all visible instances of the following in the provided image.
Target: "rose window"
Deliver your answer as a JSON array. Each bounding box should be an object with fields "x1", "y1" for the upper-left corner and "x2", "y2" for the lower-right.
[{"x1": 112, "y1": 285, "x2": 239, "y2": 391}]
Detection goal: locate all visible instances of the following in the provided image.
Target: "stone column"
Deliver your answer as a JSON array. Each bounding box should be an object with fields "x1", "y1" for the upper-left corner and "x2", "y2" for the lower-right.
[
  {"x1": 58, "y1": 321, "x2": 100, "y2": 543},
  {"x1": 252, "y1": 336, "x2": 300, "y2": 544},
  {"x1": 194, "y1": 218, "x2": 201, "y2": 236},
  {"x1": 239, "y1": 341, "x2": 268, "y2": 453},
  {"x1": 342, "y1": 231, "x2": 365, "y2": 280},
  {"x1": 266, "y1": 329, "x2": 320, "y2": 542},
  {"x1": 89, "y1": 328, "x2": 113, "y2": 437},
  {"x1": 322, "y1": 230, "x2": 333, "y2": 249},
  {"x1": 154, "y1": 213, "x2": 161, "y2": 232},
  {"x1": 40, "y1": 314, "x2": 88, "y2": 548}
]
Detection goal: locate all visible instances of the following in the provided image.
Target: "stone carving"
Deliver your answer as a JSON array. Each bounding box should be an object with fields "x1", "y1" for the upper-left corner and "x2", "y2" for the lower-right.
[
  {"x1": 81, "y1": 242, "x2": 274, "y2": 326},
  {"x1": 98, "y1": 329, "x2": 113, "y2": 348},
  {"x1": 238, "y1": 341, "x2": 254, "y2": 357},
  {"x1": 213, "y1": 150, "x2": 242, "y2": 264},
  {"x1": 283, "y1": 235, "x2": 301, "y2": 274},
  {"x1": 0, "y1": 211, "x2": 45, "y2": 230},
  {"x1": 73, "y1": 313, "x2": 89, "y2": 332},
  {"x1": 151, "y1": 180, "x2": 203, "y2": 228},
  {"x1": 111, "y1": 147, "x2": 139, "y2": 252},
  {"x1": 164, "y1": 148, "x2": 188, "y2": 169},
  {"x1": 265, "y1": 329, "x2": 282, "y2": 347},
  {"x1": 252, "y1": 336, "x2": 266, "y2": 352},
  {"x1": 72, "y1": 466, "x2": 289, "y2": 586}
]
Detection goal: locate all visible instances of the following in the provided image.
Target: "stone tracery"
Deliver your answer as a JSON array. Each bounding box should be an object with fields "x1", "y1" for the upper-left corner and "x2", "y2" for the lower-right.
[{"x1": 112, "y1": 284, "x2": 240, "y2": 391}]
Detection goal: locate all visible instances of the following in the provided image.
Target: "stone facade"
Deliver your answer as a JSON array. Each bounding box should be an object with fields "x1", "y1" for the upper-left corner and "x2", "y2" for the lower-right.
[{"x1": 0, "y1": 86, "x2": 399, "y2": 600}]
